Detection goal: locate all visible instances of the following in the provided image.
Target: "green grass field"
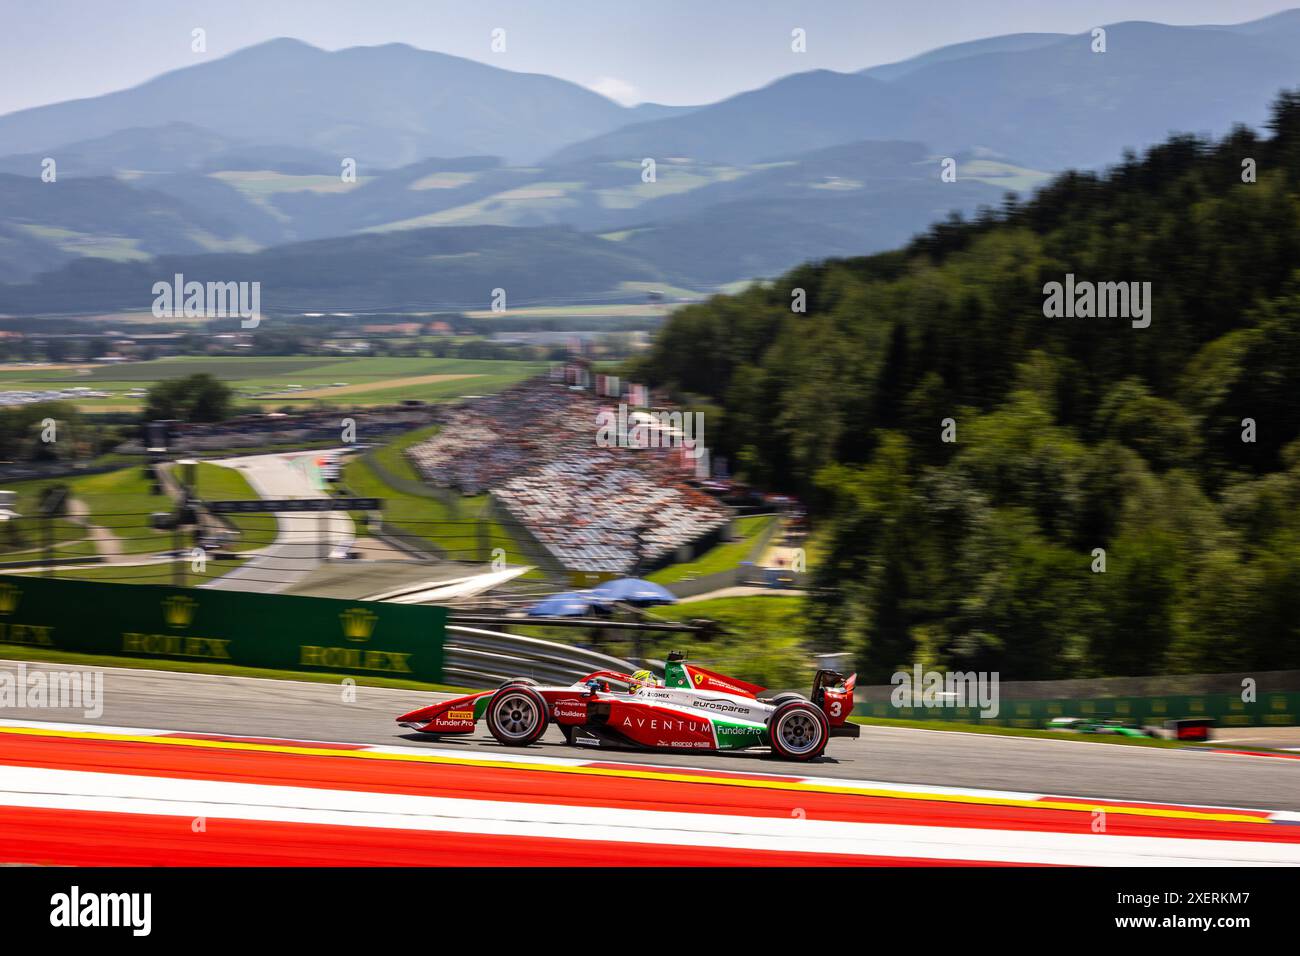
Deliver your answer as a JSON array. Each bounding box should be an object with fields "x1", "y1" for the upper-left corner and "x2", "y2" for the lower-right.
[
  {"x1": 14, "y1": 225, "x2": 151, "y2": 262},
  {"x1": 1, "y1": 463, "x2": 263, "y2": 564},
  {"x1": 462, "y1": 302, "x2": 676, "y2": 319},
  {"x1": 367, "y1": 422, "x2": 440, "y2": 481},
  {"x1": 38, "y1": 556, "x2": 248, "y2": 586},
  {"x1": 56, "y1": 466, "x2": 176, "y2": 557},
  {"x1": 191, "y1": 462, "x2": 278, "y2": 551},
  {"x1": 1, "y1": 463, "x2": 250, "y2": 586},
  {"x1": 0, "y1": 356, "x2": 543, "y2": 412},
  {"x1": 0, "y1": 477, "x2": 96, "y2": 557},
  {"x1": 959, "y1": 159, "x2": 1053, "y2": 194},
  {"x1": 647, "y1": 515, "x2": 775, "y2": 584},
  {"x1": 211, "y1": 170, "x2": 366, "y2": 196},
  {"x1": 342, "y1": 446, "x2": 539, "y2": 572}
]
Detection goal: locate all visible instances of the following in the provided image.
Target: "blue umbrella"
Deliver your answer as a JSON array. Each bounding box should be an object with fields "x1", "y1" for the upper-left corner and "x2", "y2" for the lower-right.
[
  {"x1": 525, "y1": 592, "x2": 605, "y2": 617},
  {"x1": 591, "y1": 577, "x2": 677, "y2": 606}
]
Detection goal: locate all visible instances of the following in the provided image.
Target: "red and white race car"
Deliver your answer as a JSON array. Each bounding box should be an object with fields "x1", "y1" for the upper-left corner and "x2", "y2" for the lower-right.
[{"x1": 396, "y1": 651, "x2": 858, "y2": 761}]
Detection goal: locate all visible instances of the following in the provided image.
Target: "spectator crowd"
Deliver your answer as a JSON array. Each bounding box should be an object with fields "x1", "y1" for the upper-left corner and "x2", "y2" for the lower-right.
[{"x1": 407, "y1": 379, "x2": 729, "y2": 572}]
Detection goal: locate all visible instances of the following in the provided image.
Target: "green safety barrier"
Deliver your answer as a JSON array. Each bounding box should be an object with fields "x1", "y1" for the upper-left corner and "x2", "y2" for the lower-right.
[
  {"x1": 0, "y1": 574, "x2": 445, "y2": 683},
  {"x1": 858, "y1": 691, "x2": 1299, "y2": 728}
]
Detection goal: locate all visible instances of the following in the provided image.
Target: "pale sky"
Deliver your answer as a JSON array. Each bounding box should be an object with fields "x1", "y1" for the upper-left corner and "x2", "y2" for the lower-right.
[{"x1": 2, "y1": 0, "x2": 1297, "y2": 115}]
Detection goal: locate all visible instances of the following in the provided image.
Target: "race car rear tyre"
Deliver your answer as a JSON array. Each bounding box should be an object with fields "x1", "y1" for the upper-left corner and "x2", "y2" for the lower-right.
[
  {"x1": 497, "y1": 677, "x2": 540, "y2": 689},
  {"x1": 766, "y1": 692, "x2": 808, "y2": 706},
  {"x1": 768, "y1": 700, "x2": 829, "y2": 761},
  {"x1": 486, "y1": 685, "x2": 549, "y2": 746}
]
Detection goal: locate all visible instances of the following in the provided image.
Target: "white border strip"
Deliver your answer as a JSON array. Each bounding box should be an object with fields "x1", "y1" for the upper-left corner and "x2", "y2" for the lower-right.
[{"x1": 3, "y1": 766, "x2": 1297, "y2": 866}]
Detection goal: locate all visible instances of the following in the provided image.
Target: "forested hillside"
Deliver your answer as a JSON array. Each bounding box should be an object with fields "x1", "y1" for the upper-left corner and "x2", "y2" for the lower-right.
[{"x1": 634, "y1": 93, "x2": 1300, "y2": 681}]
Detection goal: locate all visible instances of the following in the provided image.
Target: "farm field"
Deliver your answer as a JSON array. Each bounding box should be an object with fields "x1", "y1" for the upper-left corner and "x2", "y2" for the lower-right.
[
  {"x1": 462, "y1": 301, "x2": 679, "y2": 319},
  {"x1": 0, "y1": 355, "x2": 544, "y2": 411}
]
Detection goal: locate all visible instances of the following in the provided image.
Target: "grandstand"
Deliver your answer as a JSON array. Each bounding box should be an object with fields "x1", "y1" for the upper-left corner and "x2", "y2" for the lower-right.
[{"x1": 406, "y1": 378, "x2": 728, "y2": 573}]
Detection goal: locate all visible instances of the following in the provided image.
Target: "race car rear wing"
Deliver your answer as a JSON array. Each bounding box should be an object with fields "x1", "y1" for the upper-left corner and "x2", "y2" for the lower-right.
[{"x1": 811, "y1": 668, "x2": 857, "y2": 730}]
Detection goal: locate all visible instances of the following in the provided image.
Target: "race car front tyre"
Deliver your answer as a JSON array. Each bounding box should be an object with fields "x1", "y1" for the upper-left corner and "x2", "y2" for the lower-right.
[
  {"x1": 486, "y1": 685, "x2": 549, "y2": 746},
  {"x1": 768, "y1": 700, "x2": 829, "y2": 761}
]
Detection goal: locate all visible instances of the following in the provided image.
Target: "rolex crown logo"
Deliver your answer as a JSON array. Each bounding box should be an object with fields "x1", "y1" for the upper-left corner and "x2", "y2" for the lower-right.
[
  {"x1": 340, "y1": 608, "x2": 377, "y2": 642},
  {"x1": 0, "y1": 583, "x2": 19, "y2": 615},
  {"x1": 162, "y1": 595, "x2": 196, "y2": 629}
]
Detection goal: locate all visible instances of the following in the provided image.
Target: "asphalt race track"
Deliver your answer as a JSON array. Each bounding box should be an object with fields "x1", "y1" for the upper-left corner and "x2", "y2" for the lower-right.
[
  {"x1": 2, "y1": 660, "x2": 1296, "y2": 811},
  {"x1": 201, "y1": 452, "x2": 353, "y2": 594}
]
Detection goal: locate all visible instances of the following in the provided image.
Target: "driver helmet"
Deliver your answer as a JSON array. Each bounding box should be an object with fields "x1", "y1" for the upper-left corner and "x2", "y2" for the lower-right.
[{"x1": 629, "y1": 668, "x2": 660, "y2": 692}]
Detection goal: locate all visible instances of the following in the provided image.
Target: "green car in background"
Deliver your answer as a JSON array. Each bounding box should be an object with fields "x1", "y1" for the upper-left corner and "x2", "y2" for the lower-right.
[{"x1": 1047, "y1": 717, "x2": 1156, "y2": 738}]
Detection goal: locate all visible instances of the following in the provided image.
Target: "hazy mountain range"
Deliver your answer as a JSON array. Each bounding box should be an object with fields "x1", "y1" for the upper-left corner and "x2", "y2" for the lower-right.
[{"x1": 3, "y1": 11, "x2": 1300, "y2": 313}]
